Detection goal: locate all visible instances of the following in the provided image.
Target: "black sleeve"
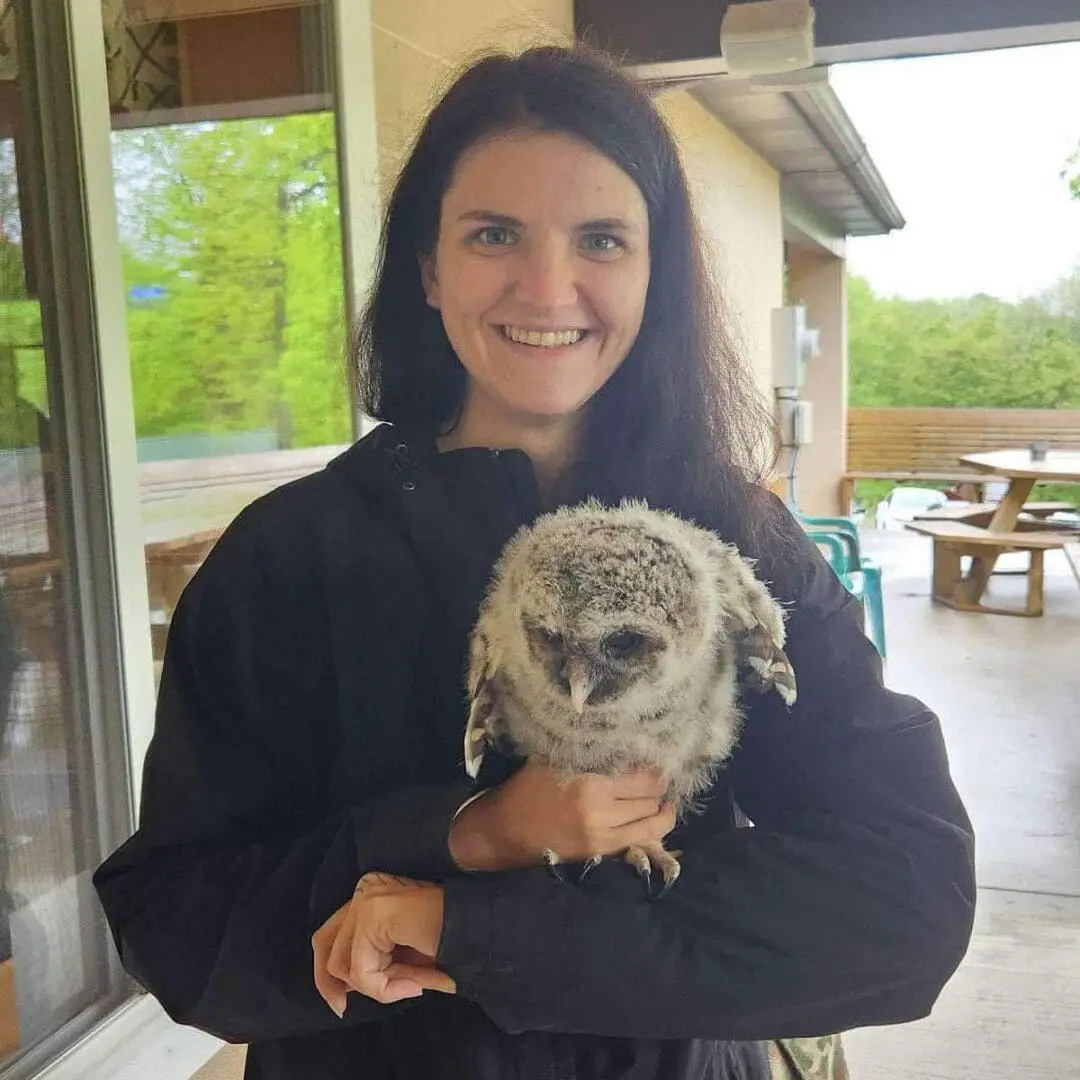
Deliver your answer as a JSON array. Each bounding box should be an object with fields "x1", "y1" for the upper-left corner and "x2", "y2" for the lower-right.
[
  {"x1": 93, "y1": 509, "x2": 473, "y2": 1043},
  {"x1": 435, "y1": 503, "x2": 976, "y2": 1040}
]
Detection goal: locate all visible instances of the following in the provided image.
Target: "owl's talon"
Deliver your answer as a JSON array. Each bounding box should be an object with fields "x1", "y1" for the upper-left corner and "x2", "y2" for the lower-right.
[
  {"x1": 578, "y1": 854, "x2": 604, "y2": 881},
  {"x1": 640, "y1": 866, "x2": 655, "y2": 899},
  {"x1": 653, "y1": 868, "x2": 679, "y2": 900},
  {"x1": 624, "y1": 842, "x2": 682, "y2": 900},
  {"x1": 542, "y1": 848, "x2": 565, "y2": 883}
]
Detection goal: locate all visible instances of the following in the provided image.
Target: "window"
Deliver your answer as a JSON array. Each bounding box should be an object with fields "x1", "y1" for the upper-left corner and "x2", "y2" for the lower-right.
[{"x1": 103, "y1": 0, "x2": 351, "y2": 672}]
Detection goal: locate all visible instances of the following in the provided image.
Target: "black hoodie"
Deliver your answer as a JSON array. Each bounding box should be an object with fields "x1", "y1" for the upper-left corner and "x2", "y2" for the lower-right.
[{"x1": 94, "y1": 423, "x2": 975, "y2": 1080}]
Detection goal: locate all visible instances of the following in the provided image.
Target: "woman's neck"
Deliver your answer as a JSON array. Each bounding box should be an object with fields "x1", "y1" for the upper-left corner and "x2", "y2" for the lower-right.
[{"x1": 437, "y1": 406, "x2": 583, "y2": 506}]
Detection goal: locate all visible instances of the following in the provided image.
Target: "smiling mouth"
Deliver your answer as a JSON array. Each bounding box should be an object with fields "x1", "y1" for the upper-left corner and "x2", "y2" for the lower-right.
[{"x1": 501, "y1": 325, "x2": 587, "y2": 348}]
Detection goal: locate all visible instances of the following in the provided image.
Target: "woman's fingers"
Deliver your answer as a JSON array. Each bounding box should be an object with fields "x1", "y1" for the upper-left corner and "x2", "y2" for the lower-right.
[
  {"x1": 313, "y1": 962, "x2": 349, "y2": 1018},
  {"x1": 312, "y1": 907, "x2": 350, "y2": 1016},
  {"x1": 612, "y1": 801, "x2": 677, "y2": 850},
  {"x1": 313, "y1": 875, "x2": 454, "y2": 1011},
  {"x1": 383, "y1": 961, "x2": 457, "y2": 995},
  {"x1": 393, "y1": 944, "x2": 437, "y2": 967},
  {"x1": 610, "y1": 769, "x2": 669, "y2": 800},
  {"x1": 600, "y1": 795, "x2": 664, "y2": 827}
]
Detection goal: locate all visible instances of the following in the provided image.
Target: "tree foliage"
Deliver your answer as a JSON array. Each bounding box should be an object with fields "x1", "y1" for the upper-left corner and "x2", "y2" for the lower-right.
[
  {"x1": 1066, "y1": 142, "x2": 1080, "y2": 203},
  {"x1": 113, "y1": 112, "x2": 350, "y2": 448},
  {"x1": 848, "y1": 270, "x2": 1080, "y2": 409}
]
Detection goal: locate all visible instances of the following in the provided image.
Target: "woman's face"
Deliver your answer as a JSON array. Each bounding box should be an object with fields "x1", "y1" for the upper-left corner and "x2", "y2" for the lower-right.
[{"x1": 422, "y1": 129, "x2": 651, "y2": 440}]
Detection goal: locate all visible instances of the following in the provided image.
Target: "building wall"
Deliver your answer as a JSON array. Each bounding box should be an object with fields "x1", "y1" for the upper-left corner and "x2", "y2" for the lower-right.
[
  {"x1": 786, "y1": 245, "x2": 847, "y2": 515},
  {"x1": 653, "y1": 91, "x2": 784, "y2": 401},
  {"x1": 371, "y1": 0, "x2": 573, "y2": 198}
]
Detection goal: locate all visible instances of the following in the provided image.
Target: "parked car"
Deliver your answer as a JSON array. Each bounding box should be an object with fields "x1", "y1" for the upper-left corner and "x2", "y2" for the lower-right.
[
  {"x1": 874, "y1": 486, "x2": 952, "y2": 530},
  {"x1": 1049, "y1": 509, "x2": 1080, "y2": 529}
]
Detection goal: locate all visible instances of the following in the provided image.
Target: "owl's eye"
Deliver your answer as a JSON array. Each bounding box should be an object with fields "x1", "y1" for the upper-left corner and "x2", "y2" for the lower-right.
[
  {"x1": 537, "y1": 627, "x2": 564, "y2": 650},
  {"x1": 605, "y1": 630, "x2": 646, "y2": 658}
]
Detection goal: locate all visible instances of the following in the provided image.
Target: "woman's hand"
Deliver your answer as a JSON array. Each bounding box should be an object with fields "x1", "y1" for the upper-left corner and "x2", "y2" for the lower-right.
[
  {"x1": 312, "y1": 872, "x2": 456, "y2": 1018},
  {"x1": 449, "y1": 761, "x2": 676, "y2": 872}
]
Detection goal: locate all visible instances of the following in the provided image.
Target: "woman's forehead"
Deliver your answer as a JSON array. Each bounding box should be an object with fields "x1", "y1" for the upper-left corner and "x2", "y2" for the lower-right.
[{"x1": 442, "y1": 130, "x2": 648, "y2": 223}]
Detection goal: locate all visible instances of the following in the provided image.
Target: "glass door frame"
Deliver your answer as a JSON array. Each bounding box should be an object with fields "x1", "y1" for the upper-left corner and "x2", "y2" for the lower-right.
[{"x1": 2, "y1": 0, "x2": 139, "y2": 1075}]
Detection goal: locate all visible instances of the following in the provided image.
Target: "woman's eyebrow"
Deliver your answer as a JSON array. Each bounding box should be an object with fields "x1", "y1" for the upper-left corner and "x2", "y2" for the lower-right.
[
  {"x1": 457, "y1": 210, "x2": 522, "y2": 226},
  {"x1": 578, "y1": 217, "x2": 640, "y2": 234},
  {"x1": 457, "y1": 210, "x2": 641, "y2": 234}
]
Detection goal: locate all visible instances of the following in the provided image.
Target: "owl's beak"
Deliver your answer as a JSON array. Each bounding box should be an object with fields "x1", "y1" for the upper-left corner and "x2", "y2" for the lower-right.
[{"x1": 567, "y1": 660, "x2": 594, "y2": 714}]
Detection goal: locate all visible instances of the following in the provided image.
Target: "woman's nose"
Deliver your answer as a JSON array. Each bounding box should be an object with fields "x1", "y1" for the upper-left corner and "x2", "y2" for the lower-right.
[{"x1": 513, "y1": 242, "x2": 578, "y2": 309}]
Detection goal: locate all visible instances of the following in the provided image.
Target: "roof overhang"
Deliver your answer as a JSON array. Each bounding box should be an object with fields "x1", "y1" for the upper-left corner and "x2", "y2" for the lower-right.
[
  {"x1": 576, "y1": 0, "x2": 1080, "y2": 73},
  {"x1": 656, "y1": 67, "x2": 903, "y2": 239}
]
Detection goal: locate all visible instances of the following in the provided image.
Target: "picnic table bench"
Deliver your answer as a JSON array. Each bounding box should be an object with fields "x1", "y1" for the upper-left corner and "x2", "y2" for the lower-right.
[
  {"x1": 914, "y1": 501, "x2": 1074, "y2": 532},
  {"x1": 905, "y1": 520, "x2": 1071, "y2": 616},
  {"x1": 905, "y1": 450, "x2": 1080, "y2": 617}
]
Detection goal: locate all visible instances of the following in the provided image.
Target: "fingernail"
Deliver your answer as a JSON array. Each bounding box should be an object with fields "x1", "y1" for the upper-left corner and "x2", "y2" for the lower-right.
[{"x1": 331, "y1": 999, "x2": 345, "y2": 1019}]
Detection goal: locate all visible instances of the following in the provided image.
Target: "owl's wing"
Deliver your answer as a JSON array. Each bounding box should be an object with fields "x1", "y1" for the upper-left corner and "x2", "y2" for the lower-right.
[
  {"x1": 734, "y1": 621, "x2": 797, "y2": 707},
  {"x1": 709, "y1": 545, "x2": 798, "y2": 707},
  {"x1": 464, "y1": 623, "x2": 511, "y2": 779}
]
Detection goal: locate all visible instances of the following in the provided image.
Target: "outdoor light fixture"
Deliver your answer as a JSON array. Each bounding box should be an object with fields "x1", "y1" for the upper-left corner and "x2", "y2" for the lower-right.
[{"x1": 720, "y1": 0, "x2": 816, "y2": 78}]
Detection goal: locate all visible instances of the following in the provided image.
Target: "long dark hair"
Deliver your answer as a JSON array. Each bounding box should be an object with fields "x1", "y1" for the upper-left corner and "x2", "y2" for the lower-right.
[{"x1": 352, "y1": 45, "x2": 778, "y2": 535}]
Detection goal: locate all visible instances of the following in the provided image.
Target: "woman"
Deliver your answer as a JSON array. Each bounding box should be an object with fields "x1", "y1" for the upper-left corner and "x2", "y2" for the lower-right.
[{"x1": 94, "y1": 45, "x2": 976, "y2": 1080}]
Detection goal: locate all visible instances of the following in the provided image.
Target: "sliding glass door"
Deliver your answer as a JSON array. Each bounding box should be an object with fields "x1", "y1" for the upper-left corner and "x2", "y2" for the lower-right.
[{"x1": 1, "y1": 4, "x2": 131, "y2": 1075}]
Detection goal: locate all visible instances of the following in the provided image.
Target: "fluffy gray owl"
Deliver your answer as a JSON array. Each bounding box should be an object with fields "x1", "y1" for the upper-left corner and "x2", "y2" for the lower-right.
[{"x1": 465, "y1": 499, "x2": 797, "y2": 896}]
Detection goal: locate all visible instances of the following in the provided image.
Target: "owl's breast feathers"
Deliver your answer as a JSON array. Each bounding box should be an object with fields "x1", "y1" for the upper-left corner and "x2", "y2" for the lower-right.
[{"x1": 464, "y1": 501, "x2": 797, "y2": 803}]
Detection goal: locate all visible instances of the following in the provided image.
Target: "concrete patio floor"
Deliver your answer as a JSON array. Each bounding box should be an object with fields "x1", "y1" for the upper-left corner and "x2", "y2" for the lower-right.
[
  {"x1": 193, "y1": 531, "x2": 1080, "y2": 1080},
  {"x1": 844, "y1": 529, "x2": 1080, "y2": 1080}
]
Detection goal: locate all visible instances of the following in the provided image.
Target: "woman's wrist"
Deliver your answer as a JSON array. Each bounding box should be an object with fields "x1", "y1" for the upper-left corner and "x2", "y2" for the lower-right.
[{"x1": 448, "y1": 790, "x2": 504, "y2": 872}]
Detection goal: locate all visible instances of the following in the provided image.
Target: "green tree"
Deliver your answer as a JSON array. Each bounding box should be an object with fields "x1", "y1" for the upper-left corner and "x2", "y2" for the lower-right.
[
  {"x1": 113, "y1": 112, "x2": 350, "y2": 448},
  {"x1": 847, "y1": 274, "x2": 1080, "y2": 409},
  {"x1": 1065, "y1": 142, "x2": 1079, "y2": 202}
]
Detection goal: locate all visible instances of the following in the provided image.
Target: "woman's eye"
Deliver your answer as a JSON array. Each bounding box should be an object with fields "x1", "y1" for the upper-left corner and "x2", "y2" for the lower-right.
[
  {"x1": 582, "y1": 233, "x2": 623, "y2": 255},
  {"x1": 474, "y1": 226, "x2": 516, "y2": 247}
]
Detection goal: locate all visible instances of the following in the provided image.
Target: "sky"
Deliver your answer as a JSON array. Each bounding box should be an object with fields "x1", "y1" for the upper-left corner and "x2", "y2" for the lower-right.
[{"x1": 829, "y1": 41, "x2": 1080, "y2": 303}]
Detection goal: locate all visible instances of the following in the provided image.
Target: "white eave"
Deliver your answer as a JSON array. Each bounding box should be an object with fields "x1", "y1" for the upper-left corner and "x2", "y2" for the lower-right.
[{"x1": 653, "y1": 66, "x2": 904, "y2": 239}]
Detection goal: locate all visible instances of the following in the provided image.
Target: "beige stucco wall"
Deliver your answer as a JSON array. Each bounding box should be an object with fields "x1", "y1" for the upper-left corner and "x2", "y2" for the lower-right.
[
  {"x1": 786, "y1": 245, "x2": 847, "y2": 515},
  {"x1": 371, "y1": 0, "x2": 573, "y2": 197},
  {"x1": 653, "y1": 91, "x2": 784, "y2": 401}
]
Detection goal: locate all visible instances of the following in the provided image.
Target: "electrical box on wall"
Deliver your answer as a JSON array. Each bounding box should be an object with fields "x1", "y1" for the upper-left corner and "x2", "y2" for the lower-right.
[
  {"x1": 771, "y1": 305, "x2": 820, "y2": 388},
  {"x1": 793, "y1": 401, "x2": 813, "y2": 445}
]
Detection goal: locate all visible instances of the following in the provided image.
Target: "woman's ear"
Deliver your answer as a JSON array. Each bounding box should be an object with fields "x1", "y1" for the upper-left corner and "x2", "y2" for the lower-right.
[{"x1": 420, "y1": 254, "x2": 440, "y2": 309}]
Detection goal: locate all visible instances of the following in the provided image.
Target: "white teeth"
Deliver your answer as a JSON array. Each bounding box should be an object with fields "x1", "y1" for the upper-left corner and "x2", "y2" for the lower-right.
[{"x1": 504, "y1": 327, "x2": 584, "y2": 347}]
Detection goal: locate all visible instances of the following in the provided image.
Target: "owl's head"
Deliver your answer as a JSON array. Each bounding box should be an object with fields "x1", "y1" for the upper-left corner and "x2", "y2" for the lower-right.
[{"x1": 497, "y1": 503, "x2": 717, "y2": 717}]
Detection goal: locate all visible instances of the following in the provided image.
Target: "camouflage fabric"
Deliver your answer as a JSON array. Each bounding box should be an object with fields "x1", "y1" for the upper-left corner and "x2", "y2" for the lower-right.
[{"x1": 767, "y1": 1035, "x2": 851, "y2": 1080}]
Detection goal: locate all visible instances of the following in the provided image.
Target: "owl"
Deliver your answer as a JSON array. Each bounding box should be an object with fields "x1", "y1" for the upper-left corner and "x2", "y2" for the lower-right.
[{"x1": 464, "y1": 499, "x2": 797, "y2": 897}]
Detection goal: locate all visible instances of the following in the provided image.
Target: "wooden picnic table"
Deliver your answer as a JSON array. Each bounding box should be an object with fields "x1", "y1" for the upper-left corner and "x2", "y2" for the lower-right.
[
  {"x1": 960, "y1": 449, "x2": 1080, "y2": 526},
  {"x1": 906, "y1": 448, "x2": 1080, "y2": 616}
]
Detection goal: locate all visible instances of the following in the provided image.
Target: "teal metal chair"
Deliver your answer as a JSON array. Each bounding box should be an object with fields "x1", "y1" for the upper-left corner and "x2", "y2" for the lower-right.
[{"x1": 802, "y1": 523, "x2": 887, "y2": 660}]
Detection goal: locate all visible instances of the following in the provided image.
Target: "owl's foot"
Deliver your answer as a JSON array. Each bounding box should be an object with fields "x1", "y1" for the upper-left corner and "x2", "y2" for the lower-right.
[
  {"x1": 624, "y1": 843, "x2": 682, "y2": 900},
  {"x1": 542, "y1": 848, "x2": 566, "y2": 883}
]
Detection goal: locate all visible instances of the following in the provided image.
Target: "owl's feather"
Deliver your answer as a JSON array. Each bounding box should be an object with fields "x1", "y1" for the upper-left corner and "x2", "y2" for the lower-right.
[{"x1": 464, "y1": 499, "x2": 797, "y2": 891}]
